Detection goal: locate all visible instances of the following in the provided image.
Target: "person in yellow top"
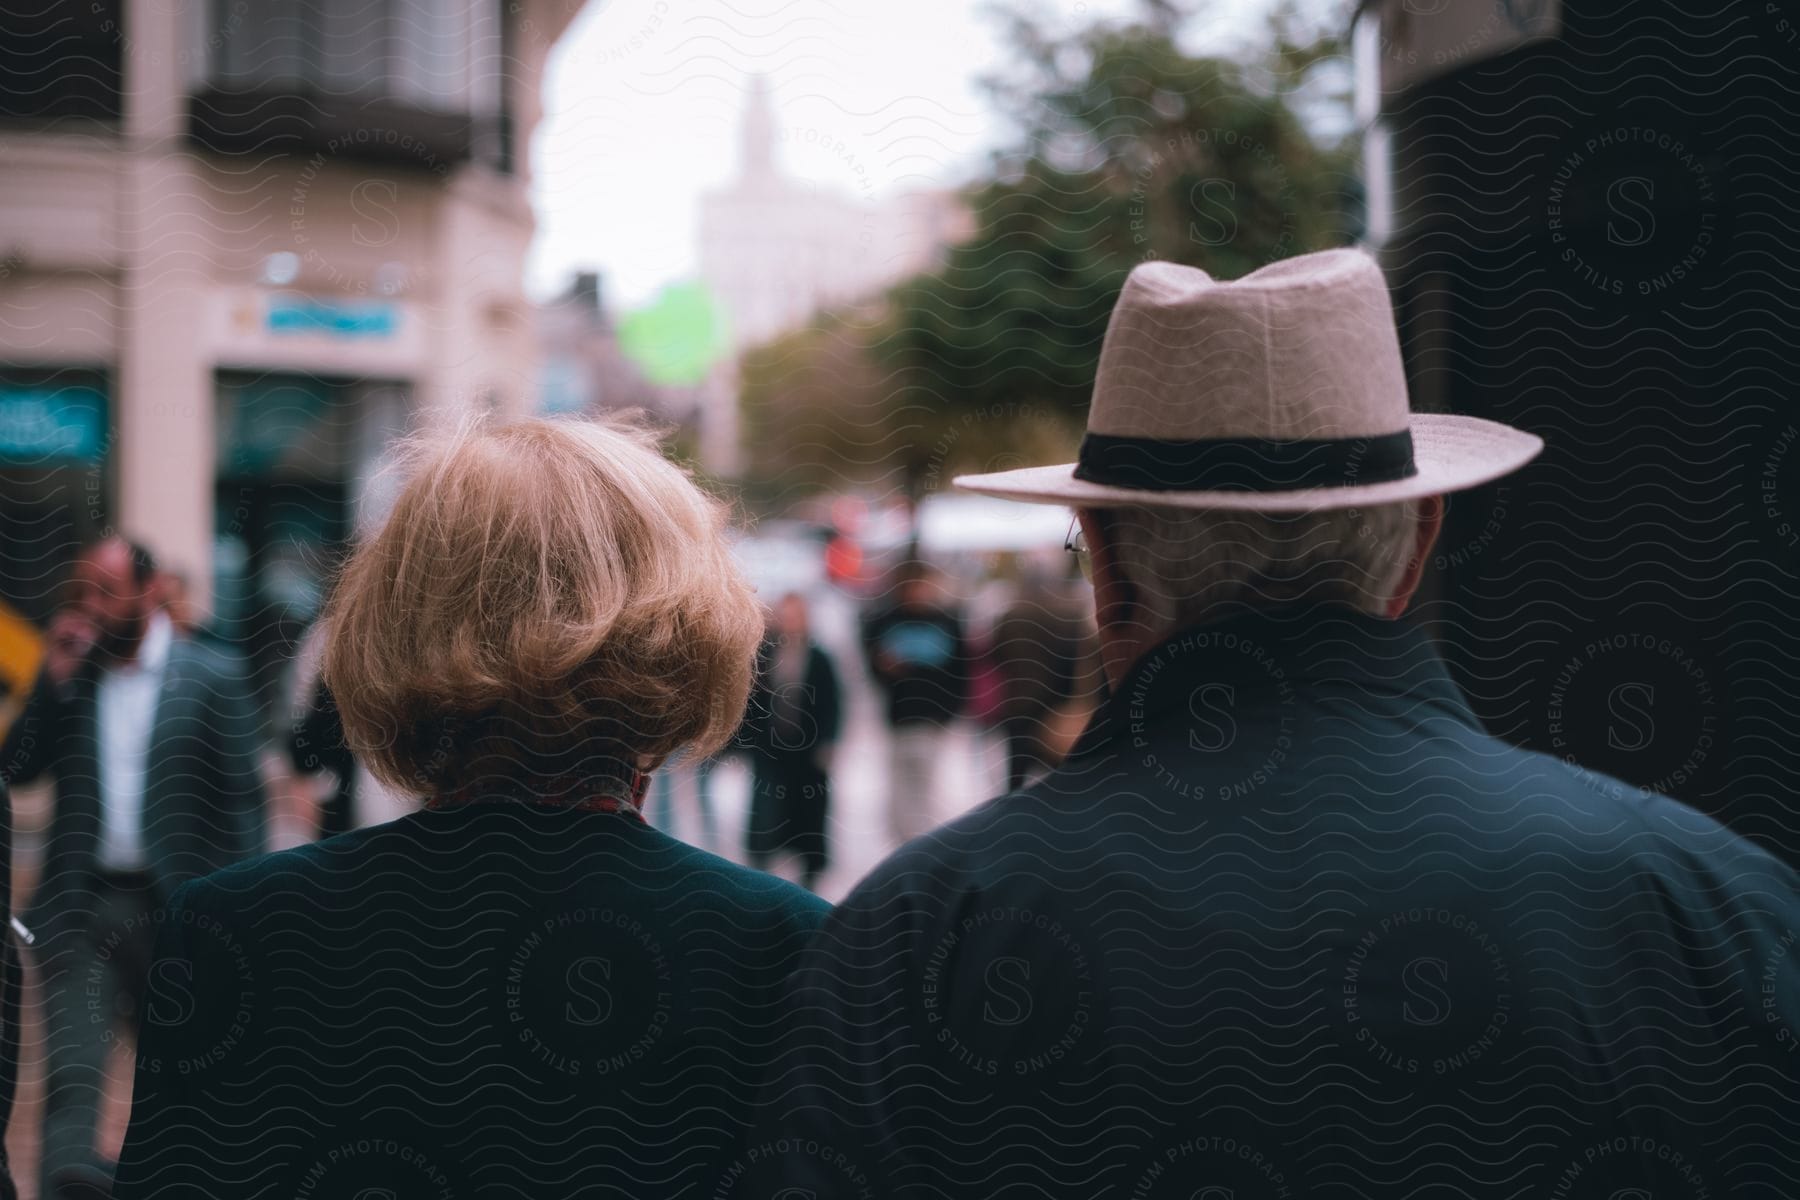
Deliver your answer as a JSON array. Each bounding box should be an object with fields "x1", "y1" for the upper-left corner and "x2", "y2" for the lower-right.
[{"x1": 0, "y1": 599, "x2": 44, "y2": 742}]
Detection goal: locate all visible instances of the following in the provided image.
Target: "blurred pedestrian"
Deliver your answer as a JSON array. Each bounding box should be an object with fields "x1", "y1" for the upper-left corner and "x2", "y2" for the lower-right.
[
  {"x1": 111, "y1": 416, "x2": 829, "y2": 1198},
  {"x1": 283, "y1": 616, "x2": 409, "y2": 840},
  {"x1": 761, "y1": 250, "x2": 1800, "y2": 1195},
  {"x1": 279, "y1": 612, "x2": 357, "y2": 841},
  {"x1": 742, "y1": 592, "x2": 843, "y2": 890},
  {"x1": 0, "y1": 536, "x2": 267, "y2": 1200},
  {"x1": 860, "y1": 561, "x2": 969, "y2": 844},
  {"x1": 287, "y1": 676, "x2": 356, "y2": 840},
  {"x1": 987, "y1": 565, "x2": 1101, "y2": 790}
]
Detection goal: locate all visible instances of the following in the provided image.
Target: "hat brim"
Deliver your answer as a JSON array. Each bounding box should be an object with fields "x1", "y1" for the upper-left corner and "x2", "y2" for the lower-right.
[{"x1": 953, "y1": 414, "x2": 1542, "y2": 513}]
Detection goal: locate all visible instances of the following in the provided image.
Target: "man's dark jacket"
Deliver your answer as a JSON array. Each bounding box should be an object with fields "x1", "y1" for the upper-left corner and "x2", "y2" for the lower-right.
[
  {"x1": 861, "y1": 603, "x2": 970, "y2": 726},
  {"x1": 761, "y1": 607, "x2": 1800, "y2": 1197},
  {"x1": 112, "y1": 801, "x2": 830, "y2": 1198},
  {"x1": 0, "y1": 640, "x2": 267, "y2": 937}
]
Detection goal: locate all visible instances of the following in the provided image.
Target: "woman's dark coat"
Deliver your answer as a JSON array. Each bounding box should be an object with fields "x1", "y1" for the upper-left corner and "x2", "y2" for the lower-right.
[{"x1": 112, "y1": 801, "x2": 827, "y2": 1198}]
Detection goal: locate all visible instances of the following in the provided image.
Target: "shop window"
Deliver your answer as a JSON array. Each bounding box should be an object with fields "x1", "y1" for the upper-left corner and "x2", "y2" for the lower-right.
[
  {"x1": 0, "y1": 370, "x2": 110, "y2": 625},
  {"x1": 0, "y1": 2, "x2": 124, "y2": 124},
  {"x1": 0, "y1": 370, "x2": 109, "y2": 721},
  {"x1": 213, "y1": 370, "x2": 411, "y2": 720},
  {"x1": 192, "y1": 0, "x2": 507, "y2": 169}
]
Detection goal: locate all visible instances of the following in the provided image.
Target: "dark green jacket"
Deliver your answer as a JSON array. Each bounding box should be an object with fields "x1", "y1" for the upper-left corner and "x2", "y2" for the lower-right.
[
  {"x1": 762, "y1": 607, "x2": 1800, "y2": 1197},
  {"x1": 112, "y1": 801, "x2": 829, "y2": 1198},
  {"x1": 0, "y1": 640, "x2": 267, "y2": 936}
]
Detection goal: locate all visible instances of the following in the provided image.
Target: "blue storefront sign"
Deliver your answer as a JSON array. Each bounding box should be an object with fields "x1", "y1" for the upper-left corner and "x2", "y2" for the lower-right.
[
  {"x1": 266, "y1": 297, "x2": 399, "y2": 339},
  {"x1": 0, "y1": 382, "x2": 107, "y2": 461}
]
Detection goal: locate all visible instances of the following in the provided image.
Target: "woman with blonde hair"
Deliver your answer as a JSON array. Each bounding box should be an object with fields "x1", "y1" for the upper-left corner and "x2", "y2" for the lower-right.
[{"x1": 113, "y1": 415, "x2": 827, "y2": 1198}]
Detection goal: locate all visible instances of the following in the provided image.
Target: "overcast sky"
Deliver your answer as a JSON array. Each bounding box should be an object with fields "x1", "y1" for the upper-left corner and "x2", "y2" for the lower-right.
[{"x1": 524, "y1": 0, "x2": 1287, "y2": 309}]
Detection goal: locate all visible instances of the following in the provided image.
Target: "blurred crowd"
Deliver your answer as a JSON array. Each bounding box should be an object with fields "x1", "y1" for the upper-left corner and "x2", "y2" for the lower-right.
[
  {"x1": 0, "y1": 525, "x2": 1100, "y2": 1194},
  {"x1": 1, "y1": 242, "x2": 1798, "y2": 1197}
]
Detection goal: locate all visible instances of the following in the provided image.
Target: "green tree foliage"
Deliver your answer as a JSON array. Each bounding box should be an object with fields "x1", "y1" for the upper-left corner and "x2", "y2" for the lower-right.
[
  {"x1": 739, "y1": 309, "x2": 902, "y2": 505},
  {"x1": 740, "y1": 0, "x2": 1357, "y2": 502}
]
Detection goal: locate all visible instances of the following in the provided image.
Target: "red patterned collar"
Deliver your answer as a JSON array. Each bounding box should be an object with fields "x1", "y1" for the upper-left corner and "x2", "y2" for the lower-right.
[{"x1": 425, "y1": 771, "x2": 650, "y2": 822}]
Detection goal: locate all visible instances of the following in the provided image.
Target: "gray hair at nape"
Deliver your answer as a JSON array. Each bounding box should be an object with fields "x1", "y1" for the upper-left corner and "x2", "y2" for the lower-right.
[{"x1": 1099, "y1": 501, "x2": 1420, "y2": 637}]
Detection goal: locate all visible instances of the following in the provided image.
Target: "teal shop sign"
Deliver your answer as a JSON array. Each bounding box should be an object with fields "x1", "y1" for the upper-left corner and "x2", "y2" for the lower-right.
[
  {"x1": 0, "y1": 383, "x2": 107, "y2": 461},
  {"x1": 267, "y1": 297, "x2": 398, "y2": 339}
]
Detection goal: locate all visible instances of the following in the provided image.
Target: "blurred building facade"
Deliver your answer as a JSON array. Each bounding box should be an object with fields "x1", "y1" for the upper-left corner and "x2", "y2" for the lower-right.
[
  {"x1": 536, "y1": 270, "x2": 689, "y2": 426},
  {"x1": 0, "y1": 0, "x2": 588, "y2": 671},
  {"x1": 699, "y1": 75, "x2": 971, "y2": 354},
  {"x1": 696, "y1": 74, "x2": 973, "y2": 473}
]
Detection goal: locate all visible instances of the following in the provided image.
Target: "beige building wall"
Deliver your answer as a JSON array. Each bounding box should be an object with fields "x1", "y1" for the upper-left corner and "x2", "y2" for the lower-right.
[{"x1": 0, "y1": 0, "x2": 583, "y2": 612}]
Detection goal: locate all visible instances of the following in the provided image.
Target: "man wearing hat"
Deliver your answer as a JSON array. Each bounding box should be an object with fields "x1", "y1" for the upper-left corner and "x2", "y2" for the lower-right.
[{"x1": 759, "y1": 249, "x2": 1800, "y2": 1196}]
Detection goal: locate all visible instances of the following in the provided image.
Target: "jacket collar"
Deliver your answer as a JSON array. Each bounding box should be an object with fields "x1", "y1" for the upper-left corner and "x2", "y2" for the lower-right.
[
  {"x1": 71, "y1": 613, "x2": 181, "y2": 694},
  {"x1": 1067, "y1": 605, "x2": 1480, "y2": 762},
  {"x1": 133, "y1": 610, "x2": 174, "y2": 676}
]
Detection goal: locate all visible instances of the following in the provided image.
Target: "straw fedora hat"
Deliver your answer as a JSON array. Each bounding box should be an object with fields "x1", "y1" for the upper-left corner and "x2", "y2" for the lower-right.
[{"x1": 954, "y1": 248, "x2": 1542, "y2": 512}]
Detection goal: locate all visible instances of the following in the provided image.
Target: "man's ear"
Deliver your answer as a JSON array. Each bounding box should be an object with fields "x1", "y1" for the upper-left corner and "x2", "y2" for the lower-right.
[
  {"x1": 1384, "y1": 494, "x2": 1446, "y2": 618},
  {"x1": 1078, "y1": 507, "x2": 1145, "y2": 689}
]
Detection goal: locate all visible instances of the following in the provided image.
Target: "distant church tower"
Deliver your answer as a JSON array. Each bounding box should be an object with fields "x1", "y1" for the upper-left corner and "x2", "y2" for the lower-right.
[
  {"x1": 738, "y1": 73, "x2": 777, "y2": 182},
  {"x1": 695, "y1": 72, "x2": 970, "y2": 476}
]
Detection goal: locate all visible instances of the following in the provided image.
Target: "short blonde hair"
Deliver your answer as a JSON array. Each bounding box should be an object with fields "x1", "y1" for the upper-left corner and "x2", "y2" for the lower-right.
[{"x1": 322, "y1": 414, "x2": 763, "y2": 797}]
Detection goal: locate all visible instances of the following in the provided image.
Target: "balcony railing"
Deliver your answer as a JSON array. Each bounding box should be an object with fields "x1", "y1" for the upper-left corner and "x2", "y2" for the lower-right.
[{"x1": 188, "y1": 0, "x2": 511, "y2": 172}]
